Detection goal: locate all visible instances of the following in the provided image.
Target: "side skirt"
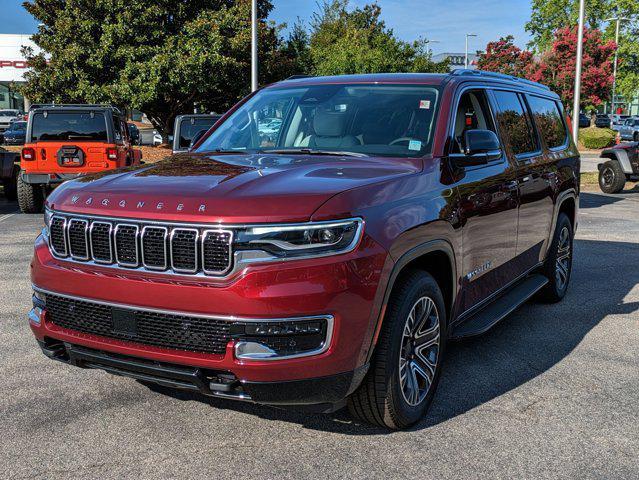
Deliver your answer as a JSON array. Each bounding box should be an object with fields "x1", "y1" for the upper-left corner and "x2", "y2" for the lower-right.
[{"x1": 450, "y1": 274, "x2": 548, "y2": 340}]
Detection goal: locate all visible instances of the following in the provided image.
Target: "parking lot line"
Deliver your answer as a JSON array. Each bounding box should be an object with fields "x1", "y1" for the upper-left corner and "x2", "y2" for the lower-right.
[{"x1": 0, "y1": 213, "x2": 16, "y2": 222}]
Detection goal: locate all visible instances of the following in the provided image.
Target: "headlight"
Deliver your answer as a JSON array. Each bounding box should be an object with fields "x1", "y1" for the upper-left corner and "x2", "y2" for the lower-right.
[
  {"x1": 43, "y1": 208, "x2": 53, "y2": 237},
  {"x1": 235, "y1": 219, "x2": 363, "y2": 259}
]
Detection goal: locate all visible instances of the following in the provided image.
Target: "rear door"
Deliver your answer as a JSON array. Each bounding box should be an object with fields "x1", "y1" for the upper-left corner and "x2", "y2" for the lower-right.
[{"x1": 491, "y1": 90, "x2": 553, "y2": 275}]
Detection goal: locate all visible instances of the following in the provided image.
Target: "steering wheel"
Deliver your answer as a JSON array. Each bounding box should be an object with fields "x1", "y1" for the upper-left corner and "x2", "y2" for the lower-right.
[{"x1": 389, "y1": 137, "x2": 417, "y2": 146}]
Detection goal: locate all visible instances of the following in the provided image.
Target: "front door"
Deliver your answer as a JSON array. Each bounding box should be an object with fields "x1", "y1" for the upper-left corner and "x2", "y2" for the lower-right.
[{"x1": 447, "y1": 88, "x2": 519, "y2": 313}]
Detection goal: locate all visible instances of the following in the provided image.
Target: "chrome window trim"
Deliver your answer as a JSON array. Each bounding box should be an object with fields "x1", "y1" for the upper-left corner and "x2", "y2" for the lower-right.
[
  {"x1": 67, "y1": 218, "x2": 90, "y2": 261},
  {"x1": 49, "y1": 215, "x2": 68, "y2": 258},
  {"x1": 114, "y1": 223, "x2": 140, "y2": 268},
  {"x1": 89, "y1": 221, "x2": 113, "y2": 264},
  {"x1": 169, "y1": 228, "x2": 199, "y2": 274},
  {"x1": 201, "y1": 229, "x2": 233, "y2": 275},
  {"x1": 141, "y1": 225, "x2": 168, "y2": 271},
  {"x1": 32, "y1": 285, "x2": 334, "y2": 361}
]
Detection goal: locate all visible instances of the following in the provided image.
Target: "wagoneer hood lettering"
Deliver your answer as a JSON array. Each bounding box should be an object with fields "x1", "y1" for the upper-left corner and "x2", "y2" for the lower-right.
[{"x1": 46, "y1": 153, "x2": 420, "y2": 223}]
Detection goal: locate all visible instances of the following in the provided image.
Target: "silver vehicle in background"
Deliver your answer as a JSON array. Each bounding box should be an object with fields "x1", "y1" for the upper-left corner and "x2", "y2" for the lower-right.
[
  {"x1": 618, "y1": 117, "x2": 639, "y2": 141},
  {"x1": 610, "y1": 114, "x2": 630, "y2": 132},
  {"x1": 0, "y1": 109, "x2": 22, "y2": 135}
]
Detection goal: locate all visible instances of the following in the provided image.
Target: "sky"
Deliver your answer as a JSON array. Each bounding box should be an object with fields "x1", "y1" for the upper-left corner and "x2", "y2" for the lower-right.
[{"x1": 2, "y1": 0, "x2": 534, "y2": 54}]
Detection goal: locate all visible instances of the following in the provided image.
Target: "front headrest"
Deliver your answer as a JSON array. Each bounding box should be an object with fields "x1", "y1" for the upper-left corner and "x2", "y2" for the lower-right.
[{"x1": 313, "y1": 108, "x2": 348, "y2": 137}]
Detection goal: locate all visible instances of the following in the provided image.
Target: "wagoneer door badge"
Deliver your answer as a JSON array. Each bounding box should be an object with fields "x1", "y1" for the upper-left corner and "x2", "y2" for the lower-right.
[{"x1": 466, "y1": 261, "x2": 493, "y2": 281}]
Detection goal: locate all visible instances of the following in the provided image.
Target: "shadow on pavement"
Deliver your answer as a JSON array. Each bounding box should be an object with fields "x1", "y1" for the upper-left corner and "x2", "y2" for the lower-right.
[{"x1": 140, "y1": 237, "x2": 639, "y2": 435}]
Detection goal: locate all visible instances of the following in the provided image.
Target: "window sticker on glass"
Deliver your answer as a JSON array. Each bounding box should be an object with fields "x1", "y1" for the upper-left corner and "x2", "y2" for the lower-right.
[
  {"x1": 419, "y1": 100, "x2": 431, "y2": 109},
  {"x1": 408, "y1": 140, "x2": 422, "y2": 151}
]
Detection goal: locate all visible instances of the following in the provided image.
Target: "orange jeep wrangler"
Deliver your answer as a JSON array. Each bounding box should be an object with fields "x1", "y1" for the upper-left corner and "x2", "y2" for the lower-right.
[{"x1": 18, "y1": 104, "x2": 142, "y2": 213}]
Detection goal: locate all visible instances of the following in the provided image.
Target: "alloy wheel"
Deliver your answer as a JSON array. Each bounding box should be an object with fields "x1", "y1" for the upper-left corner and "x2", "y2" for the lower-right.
[
  {"x1": 399, "y1": 296, "x2": 440, "y2": 407},
  {"x1": 555, "y1": 226, "x2": 571, "y2": 291},
  {"x1": 601, "y1": 166, "x2": 615, "y2": 188}
]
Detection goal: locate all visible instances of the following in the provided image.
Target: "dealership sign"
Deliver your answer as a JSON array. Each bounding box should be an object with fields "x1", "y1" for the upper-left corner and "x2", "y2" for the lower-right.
[{"x1": 0, "y1": 34, "x2": 39, "y2": 83}]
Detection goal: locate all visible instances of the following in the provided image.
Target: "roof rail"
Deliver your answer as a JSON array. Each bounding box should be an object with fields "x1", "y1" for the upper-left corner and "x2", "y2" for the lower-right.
[
  {"x1": 29, "y1": 103, "x2": 122, "y2": 114},
  {"x1": 450, "y1": 69, "x2": 550, "y2": 91},
  {"x1": 286, "y1": 75, "x2": 313, "y2": 80}
]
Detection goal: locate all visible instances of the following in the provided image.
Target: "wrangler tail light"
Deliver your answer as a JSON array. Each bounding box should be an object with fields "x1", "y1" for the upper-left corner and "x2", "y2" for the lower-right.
[
  {"x1": 22, "y1": 147, "x2": 35, "y2": 161},
  {"x1": 106, "y1": 147, "x2": 118, "y2": 160}
]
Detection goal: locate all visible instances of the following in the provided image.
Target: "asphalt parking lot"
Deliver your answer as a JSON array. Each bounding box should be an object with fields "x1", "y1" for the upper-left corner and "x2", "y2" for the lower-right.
[{"x1": 1, "y1": 189, "x2": 638, "y2": 479}]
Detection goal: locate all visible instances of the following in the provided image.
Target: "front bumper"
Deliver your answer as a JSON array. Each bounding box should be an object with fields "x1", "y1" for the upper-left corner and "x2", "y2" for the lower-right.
[
  {"x1": 30, "y1": 231, "x2": 391, "y2": 404},
  {"x1": 37, "y1": 339, "x2": 368, "y2": 409}
]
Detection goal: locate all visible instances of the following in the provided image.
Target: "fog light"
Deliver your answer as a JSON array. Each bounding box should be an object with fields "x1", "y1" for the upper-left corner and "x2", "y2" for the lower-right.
[{"x1": 232, "y1": 316, "x2": 332, "y2": 360}]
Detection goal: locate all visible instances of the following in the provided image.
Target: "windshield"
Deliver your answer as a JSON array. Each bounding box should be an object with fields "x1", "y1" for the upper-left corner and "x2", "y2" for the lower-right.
[
  {"x1": 0, "y1": 110, "x2": 19, "y2": 117},
  {"x1": 31, "y1": 112, "x2": 108, "y2": 142},
  {"x1": 11, "y1": 121, "x2": 26, "y2": 131},
  {"x1": 179, "y1": 117, "x2": 220, "y2": 149},
  {"x1": 196, "y1": 84, "x2": 440, "y2": 158}
]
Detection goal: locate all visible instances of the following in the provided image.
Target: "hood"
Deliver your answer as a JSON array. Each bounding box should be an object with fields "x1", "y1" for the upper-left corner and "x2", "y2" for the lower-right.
[{"x1": 46, "y1": 152, "x2": 421, "y2": 223}]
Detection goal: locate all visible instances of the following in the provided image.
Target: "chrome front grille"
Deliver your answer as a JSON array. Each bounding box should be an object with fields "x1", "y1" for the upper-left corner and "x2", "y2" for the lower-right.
[{"x1": 49, "y1": 214, "x2": 232, "y2": 277}]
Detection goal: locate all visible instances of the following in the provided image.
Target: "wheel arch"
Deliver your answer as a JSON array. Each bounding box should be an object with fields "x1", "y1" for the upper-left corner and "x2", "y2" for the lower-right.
[
  {"x1": 599, "y1": 149, "x2": 633, "y2": 174},
  {"x1": 366, "y1": 239, "x2": 457, "y2": 362}
]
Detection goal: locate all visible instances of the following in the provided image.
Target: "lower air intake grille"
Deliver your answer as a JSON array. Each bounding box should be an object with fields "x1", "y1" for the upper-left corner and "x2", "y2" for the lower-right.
[{"x1": 44, "y1": 293, "x2": 232, "y2": 355}]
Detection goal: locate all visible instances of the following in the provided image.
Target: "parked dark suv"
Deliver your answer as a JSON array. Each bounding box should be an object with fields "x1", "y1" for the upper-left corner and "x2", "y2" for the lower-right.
[{"x1": 29, "y1": 71, "x2": 579, "y2": 429}]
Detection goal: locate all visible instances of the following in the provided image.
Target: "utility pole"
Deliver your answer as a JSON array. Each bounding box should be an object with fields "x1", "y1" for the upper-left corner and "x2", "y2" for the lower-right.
[
  {"x1": 465, "y1": 34, "x2": 477, "y2": 69},
  {"x1": 604, "y1": 14, "x2": 629, "y2": 115},
  {"x1": 571, "y1": 0, "x2": 586, "y2": 144},
  {"x1": 251, "y1": 0, "x2": 258, "y2": 92}
]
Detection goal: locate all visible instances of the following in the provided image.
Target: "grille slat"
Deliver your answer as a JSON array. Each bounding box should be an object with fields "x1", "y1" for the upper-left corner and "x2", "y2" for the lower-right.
[
  {"x1": 67, "y1": 219, "x2": 89, "y2": 260},
  {"x1": 114, "y1": 224, "x2": 139, "y2": 267},
  {"x1": 47, "y1": 215, "x2": 232, "y2": 276},
  {"x1": 44, "y1": 293, "x2": 231, "y2": 354},
  {"x1": 142, "y1": 226, "x2": 168, "y2": 270},
  {"x1": 202, "y1": 230, "x2": 232, "y2": 274},
  {"x1": 50, "y1": 217, "x2": 67, "y2": 257},
  {"x1": 170, "y1": 229, "x2": 198, "y2": 273},
  {"x1": 90, "y1": 222, "x2": 112, "y2": 263}
]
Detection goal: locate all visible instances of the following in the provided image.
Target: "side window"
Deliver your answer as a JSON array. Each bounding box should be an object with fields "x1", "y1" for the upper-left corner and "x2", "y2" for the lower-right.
[
  {"x1": 527, "y1": 95, "x2": 567, "y2": 149},
  {"x1": 451, "y1": 89, "x2": 497, "y2": 154},
  {"x1": 493, "y1": 90, "x2": 538, "y2": 156},
  {"x1": 112, "y1": 115, "x2": 123, "y2": 143}
]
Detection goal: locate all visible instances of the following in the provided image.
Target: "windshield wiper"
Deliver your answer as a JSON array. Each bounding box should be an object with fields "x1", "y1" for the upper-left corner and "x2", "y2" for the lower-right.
[{"x1": 262, "y1": 148, "x2": 368, "y2": 158}]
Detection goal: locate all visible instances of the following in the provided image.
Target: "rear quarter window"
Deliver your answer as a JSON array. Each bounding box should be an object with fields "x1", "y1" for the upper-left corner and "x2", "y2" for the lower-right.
[{"x1": 527, "y1": 96, "x2": 567, "y2": 149}]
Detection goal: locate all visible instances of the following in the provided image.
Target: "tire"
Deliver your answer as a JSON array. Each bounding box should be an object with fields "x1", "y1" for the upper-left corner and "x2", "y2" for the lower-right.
[
  {"x1": 537, "y1": 213, "x2": 573, "y2": 303},
  {"x1": 17, "y1": 172, "x2": 44, "y2": 213},
  {"x1": 598, "y1": 160, "x2": 626, "y2": 194},
  {"x1": 348, "y1": 270, "x2": 446, "y2": 429}
]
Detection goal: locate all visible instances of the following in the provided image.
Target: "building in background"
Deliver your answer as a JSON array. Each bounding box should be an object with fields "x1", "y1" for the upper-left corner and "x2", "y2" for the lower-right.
[
  {"x1": 431, "y1": 52, "x2": 479, "y2": 71},
  {"x1": 0, "y1": 34, "x2": 38, "y2": 111}
]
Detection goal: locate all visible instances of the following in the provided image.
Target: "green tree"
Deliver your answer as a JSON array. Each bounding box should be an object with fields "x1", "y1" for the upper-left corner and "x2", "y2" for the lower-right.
[
  {"x1": 615, "y1": 20, "x2": 639, "y2": 104},
  {"x1": 21, "y1": 0, "x2": 295, "y2": 138},
  {"x1": 309, "y1": 1, "x2": 447, "y2": 75}
]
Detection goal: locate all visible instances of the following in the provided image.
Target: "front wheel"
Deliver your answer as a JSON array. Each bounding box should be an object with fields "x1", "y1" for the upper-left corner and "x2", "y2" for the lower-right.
[
  {"x1": 598, "y1": 160, "x2": 626, "y2": 194},
  {"x1": 348, "y1": 270, "x2": 446, "y2": 429}
]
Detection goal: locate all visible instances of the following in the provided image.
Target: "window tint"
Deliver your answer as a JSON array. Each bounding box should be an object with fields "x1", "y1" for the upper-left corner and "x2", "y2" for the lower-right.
[
  {"x1": 31, "y1": 112, "x2": 108, "y2": 142},
  {"x1": 527, "y1": 96, "x2": 567, "y2": 149},
  {"x1": 493, "y1": 90, "x2": 537, "y2": 156}
]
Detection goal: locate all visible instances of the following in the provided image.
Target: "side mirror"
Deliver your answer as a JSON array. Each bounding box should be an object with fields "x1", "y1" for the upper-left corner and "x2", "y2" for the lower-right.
[
  {"x1": 188, "y1": 129, "x2": 208, "y2": 151},
  {"x1": 453, "y1": 129, "x2": 502, "y2": 166}
]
